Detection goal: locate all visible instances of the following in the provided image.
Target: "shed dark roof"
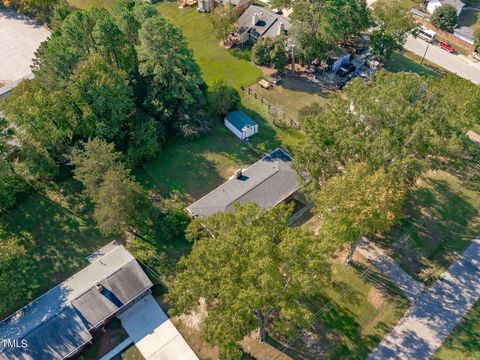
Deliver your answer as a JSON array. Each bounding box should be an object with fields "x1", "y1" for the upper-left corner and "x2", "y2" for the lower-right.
[
  {"x1": 0, "y1": 245, "x2": 152, "y2": 360},
  {"x1": 236, "y1": 5, "x2": 291, "y2": 39},
  {"x1": 226, "y1": 111, "x2": 257, "y2": 132},
  {"x1": 187, "y1": 148, "x2": 308, "y2": 218}
]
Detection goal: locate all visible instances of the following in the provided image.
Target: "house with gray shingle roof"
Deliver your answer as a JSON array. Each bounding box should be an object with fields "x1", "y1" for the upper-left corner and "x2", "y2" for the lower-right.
[
  {"x1": 0, "y1": 244, "x2": 153, "y2": 360},
  {"x1": 186, "y1": 148, "x2": 309, "y2": 219},
  {"x1": 236, "y1": 5, "x2": 291, "y2": 44}
]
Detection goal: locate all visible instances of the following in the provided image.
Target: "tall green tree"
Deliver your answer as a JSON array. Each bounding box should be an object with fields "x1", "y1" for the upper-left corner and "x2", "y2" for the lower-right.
[
  {"x1": 69, "y1": 138, "x2": 124, "y2": 199},
  {"x1": 294, "y1": 71, "x2": 479, "y2": 186},
  {"x1": 68, "y1": 55, "x2": 134, "y2": 142},
  {"x1": 325, "y1": 0, "x2": 371, "y2": 44},
  {"x1": 208, "y1": 80, "x2": 240, "y2": 119},
  {"x1": 94, "y1": 167, "x2": 149, "y2": 236},
  {"x1": 208, "y1": 4, "x2": 238, "y2": 45},
  {"x1": 315, "y1": 163, "x2": 404, "y2": 262},
  {"x1": 0, "y1": 232, "x2": 32, "y2": 315},
  {"x1": 431, "y1": 4, "x2": 457, "y2": 32},
  {"x1": 137, "y1": 16, "x2": 208, "y2": 138},
  {"x1": 166, "y1": 203, "x2": 331, "y2": 353},
  {"x1": 370, "y1": 0, "x2": 414, "y2": 59}
]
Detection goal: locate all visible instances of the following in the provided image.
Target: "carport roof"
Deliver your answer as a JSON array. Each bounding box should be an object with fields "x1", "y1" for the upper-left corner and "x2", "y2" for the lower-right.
[{"x1": 186, "y1": 148, "x2": 309, "y2": 218}]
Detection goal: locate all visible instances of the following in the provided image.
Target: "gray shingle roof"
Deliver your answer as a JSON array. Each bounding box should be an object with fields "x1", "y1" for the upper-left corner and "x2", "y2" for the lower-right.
[
  {"x1": 187, "y1": 148, "x2": 307, "y2": 218},
  {"x1": 0, "y1": 245, "x2": 152, "y2": 360},
  {"x1": 237, "y1": 5, "x2": 291, "y2": 39}
]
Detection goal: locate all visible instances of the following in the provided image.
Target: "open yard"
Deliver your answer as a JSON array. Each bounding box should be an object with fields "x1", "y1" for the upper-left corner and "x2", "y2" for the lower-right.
[
  {"x1": 387, "y1": 168, "x2": 480, "y2": 283},
  {"x1": 0, "y1": 181, "x2": 113, "y2": 319},
  {"x1": 433, "y1": 301, "x2": 480, "y2": 360}
]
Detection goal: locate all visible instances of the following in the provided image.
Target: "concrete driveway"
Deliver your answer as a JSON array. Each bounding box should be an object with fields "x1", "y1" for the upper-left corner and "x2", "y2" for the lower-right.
[
  {"x1": 404, "y1": 35, "x2": 480, "y2": 84},
  {"x1": 367, "y1": 238, "x2": 480, "y2": 360},
  {"x1": 118, "y1": 294, "x2": 198, "y2": 360},
  {"x1": 0, "y1": 9, "x2": 50, "y2": 84}
]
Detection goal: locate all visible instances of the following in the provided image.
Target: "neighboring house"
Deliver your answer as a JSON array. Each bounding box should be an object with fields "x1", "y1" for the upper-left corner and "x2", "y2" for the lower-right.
[
  {"x1": 224, "y1": 110, "x2": 258, "y2": 140},
  {"x1": 0, "y1": 244, "x2": 194, "y2": 360},
  {"x1": 186, "y1": 148, "x2": 309, "y2": 219},
  {"x1": 198, "y1": 0, "x2": 255, "y2": 14},
  {"x1": 427, "y1": 0, "x2": 465, "y2": 16},
  {"x1": 236, "y1": 5, "x2": 291, "y2": 44}
]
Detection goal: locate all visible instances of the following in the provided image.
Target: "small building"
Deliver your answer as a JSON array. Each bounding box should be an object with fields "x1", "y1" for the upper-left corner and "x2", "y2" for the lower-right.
[
  {"x1": 186, "y1": 148, "x2": 309, "y2": 219},
  {"x1": 0, "y1": 244, "x2": 197, "y2": 360},
  {"x1": 198, "y1": 0, "x2": 255, "y2": 14},
  {"x1": 236, "y1": 5, "x2": 291, "y2": 44},
  {"x1": 224, "y1": 110, "x2": 258, "y2": 140},
  {"x1": 427, "y1": 0, "x2": 465, "y2": 16}
]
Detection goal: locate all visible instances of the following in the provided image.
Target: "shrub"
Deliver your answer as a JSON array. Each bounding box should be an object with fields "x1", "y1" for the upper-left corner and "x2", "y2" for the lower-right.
[
  {"x1": 431, "y1": 5, "x2": 457, "y2": 32},
  {"x1": 208, "y1": 80, "x2": 241, "y2": 118}
]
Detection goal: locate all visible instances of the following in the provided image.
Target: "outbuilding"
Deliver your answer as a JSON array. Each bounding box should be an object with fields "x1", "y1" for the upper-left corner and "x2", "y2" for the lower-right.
[{"x1": 224, "y1": 110, "x2": 258, "y2": 140}]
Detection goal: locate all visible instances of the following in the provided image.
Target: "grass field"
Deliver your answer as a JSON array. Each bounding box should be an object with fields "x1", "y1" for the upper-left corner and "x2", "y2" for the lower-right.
[
  {"x1": 0, "y1": 181, "x2": 113, "y2": 319},
  {"x1": 157, "y1": 2, "x2": 261, "y2": 88},
  {"x1": 384, "y1": 51, "x2": 445, "y2": 77},
  {"x1": 69, "y1": 0, "x2": 116, "y2": 8},
  {"x1": 388, "y1": 169, "x2": 480, "y2": 283},
  {"x1": 433, "y1": 301, "x2": 480, "y2": 360}
]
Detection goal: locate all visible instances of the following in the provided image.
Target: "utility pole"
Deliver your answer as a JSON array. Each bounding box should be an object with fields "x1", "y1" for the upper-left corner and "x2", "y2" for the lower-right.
[
  {"x1": 291, "y1": 44, "x2": 295, "y2": 75},
  {"x1": 420, "y1": 41, "x2": 431, "y2": 66}
]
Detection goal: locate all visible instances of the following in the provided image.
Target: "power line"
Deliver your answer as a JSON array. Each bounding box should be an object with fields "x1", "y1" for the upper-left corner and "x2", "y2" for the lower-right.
[{"x1": 269, "y1": 152, "x2": 480, "y2": 359}]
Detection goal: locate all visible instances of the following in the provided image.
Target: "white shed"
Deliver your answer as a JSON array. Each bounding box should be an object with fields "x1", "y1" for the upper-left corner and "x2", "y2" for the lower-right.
[{"x1": 224, "y1": 110, "x2": 258, "y2": 140}]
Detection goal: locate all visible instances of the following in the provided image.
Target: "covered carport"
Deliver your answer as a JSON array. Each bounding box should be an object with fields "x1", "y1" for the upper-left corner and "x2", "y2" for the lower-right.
[{"x1": 118, "y1": 294, "x2": 198, "y2": 360}]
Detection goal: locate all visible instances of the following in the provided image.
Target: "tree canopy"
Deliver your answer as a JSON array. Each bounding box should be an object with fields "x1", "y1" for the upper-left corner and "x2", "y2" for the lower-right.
[
  {"x1": 166, "y1": 203, "x2": 331, "y2": 354},
  {"x1": 314, "y1": 163, "x2": 404, "y2": 261},
  {"x1": 294, "y1": 71, "x2": 480, "y2": 186},
  {"x1": 370, "y1": 0, "x2": 415, "y2": 59},
  {"x1": 208, "y1": 4, "x2": 238, "y2": 44},
  {"x1": 431, "y1": 4, "x2": 457, "y2": 32}
]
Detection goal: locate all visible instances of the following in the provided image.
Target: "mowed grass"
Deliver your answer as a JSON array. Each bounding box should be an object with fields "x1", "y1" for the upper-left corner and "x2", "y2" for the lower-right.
[
  {"x1": 433, "y1": 301, "x2": 480, "y2": 360},
  {"x1": 156, "y1": 1, "x2": 261, "y2": 88},
  {"x1": 388, "y1": 170, "x2": 480, "y2": 283},
  {"x1": 283, "y1": 264, "x2": 406, "y2": 359},
  {"x1": 384, "y1": 51, "x2": 444, "y2": 77},
  {"x1": 68, "y1": 0, "x2": 117, "y2": 8},
  {"x1": 0, "y1": 181, "x2": 112, "y2": 319}
]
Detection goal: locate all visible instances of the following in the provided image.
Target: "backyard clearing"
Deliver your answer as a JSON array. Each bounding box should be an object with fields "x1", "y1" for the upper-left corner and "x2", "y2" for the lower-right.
[
  {"x1": 0, "y1": 9, "x2": 50, "y2": 84},
  {"x1": 387, "y1": 167, "x2": 480, "y2": 284},
  {"x1": 248, "y1": 75, "x2": 331, "y2": 120}
]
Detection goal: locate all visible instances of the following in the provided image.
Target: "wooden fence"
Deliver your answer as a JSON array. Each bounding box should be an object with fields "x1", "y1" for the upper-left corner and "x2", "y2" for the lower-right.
[{"x1": 241, "y1": 86, "x2": 303, "y2": 130}]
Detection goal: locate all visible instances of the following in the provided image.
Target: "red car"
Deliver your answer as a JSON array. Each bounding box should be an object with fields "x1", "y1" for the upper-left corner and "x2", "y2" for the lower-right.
[{"x1": 439, "y1": 41, "x2": 455, "y2": 53}]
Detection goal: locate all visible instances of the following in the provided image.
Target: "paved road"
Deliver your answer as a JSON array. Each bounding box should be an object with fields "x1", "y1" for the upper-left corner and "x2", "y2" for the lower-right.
[
  {"x1": 357, "y1": 238, "x2": 424, "y2": 302},
  {"x1": 0, "y1": 9, "x2": 50, "y2": 84},
  {"x1": 367, "y1": 238, "x2": 480, "y2": 360},
  {"x1": 404, "y1": 35, "x2": 480, "y2": 84}
]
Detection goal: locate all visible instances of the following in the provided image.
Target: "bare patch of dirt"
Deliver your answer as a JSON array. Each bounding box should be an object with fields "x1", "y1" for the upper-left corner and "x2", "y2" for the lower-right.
[
  {"x1": 368, "y1": 286, "x2": 387, "y2": 309},
  {"x1": 171, "y1": 299, "x2": 219, "y2": 360},
  {"x1": 241, "y1": 333, "x2": 292, "y2": 360}
]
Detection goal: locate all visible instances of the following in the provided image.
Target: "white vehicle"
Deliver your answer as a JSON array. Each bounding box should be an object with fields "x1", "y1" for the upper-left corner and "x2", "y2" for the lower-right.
[{"x1": 416, "y1": 26, "x2": 436, "y2": 43}]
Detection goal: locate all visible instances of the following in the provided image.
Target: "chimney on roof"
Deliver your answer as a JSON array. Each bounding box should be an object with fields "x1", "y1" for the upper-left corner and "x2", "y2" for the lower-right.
[
  {"x1": 95, "y1": 282, "x2": 104, "y2": 293},
  {"x1": 253, "y1": 13, "x2": 259, "y2": 26},
  {"x1": 234, "y1": 168, "x2": 243, "y2": 179},
  {"x1": 278, "y1": 22, "x2": 285, "y2": 35}
]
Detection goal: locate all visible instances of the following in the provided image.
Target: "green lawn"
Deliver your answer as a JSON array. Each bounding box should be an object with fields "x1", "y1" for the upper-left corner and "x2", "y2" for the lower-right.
[
  {"x1": 69, "y1": 0, "x2": 117, "y2": 8},
  {"x1": 0, "y1": 181, "x2": 113, "y2": 319},
  {"x1": 157, "y1": 1, "x2": 261, "y2": 88},
  {"x1": 285, "y1": 264, "x2": 407, "y2": 359},
  {"x1": 433, "y1": 301, "x2": 480, "y2": 360},
  {"x1": 388, "y1": 169, "x2": 480, "y2": 283},
  {"x1": 384, "y1": 51, "x2": 444, "y2": 77},
  {"x1": 372, "y1": 0, "x2": 420, "y2": 10}
]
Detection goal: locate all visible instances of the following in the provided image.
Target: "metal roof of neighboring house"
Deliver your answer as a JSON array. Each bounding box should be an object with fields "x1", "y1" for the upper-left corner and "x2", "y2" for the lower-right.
[
  {"x1": 237, "y1": 5, "x2": 291, "y2": 39},
  {"x1": 0, "y1": 245, "x2": 153, "y2": 360},
  {"x1": 226, "y1": 110, "x2": 257, "y2": 132},
  {"x1": 186, "y1": 148, "x2": 308, "y2": 218}
]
